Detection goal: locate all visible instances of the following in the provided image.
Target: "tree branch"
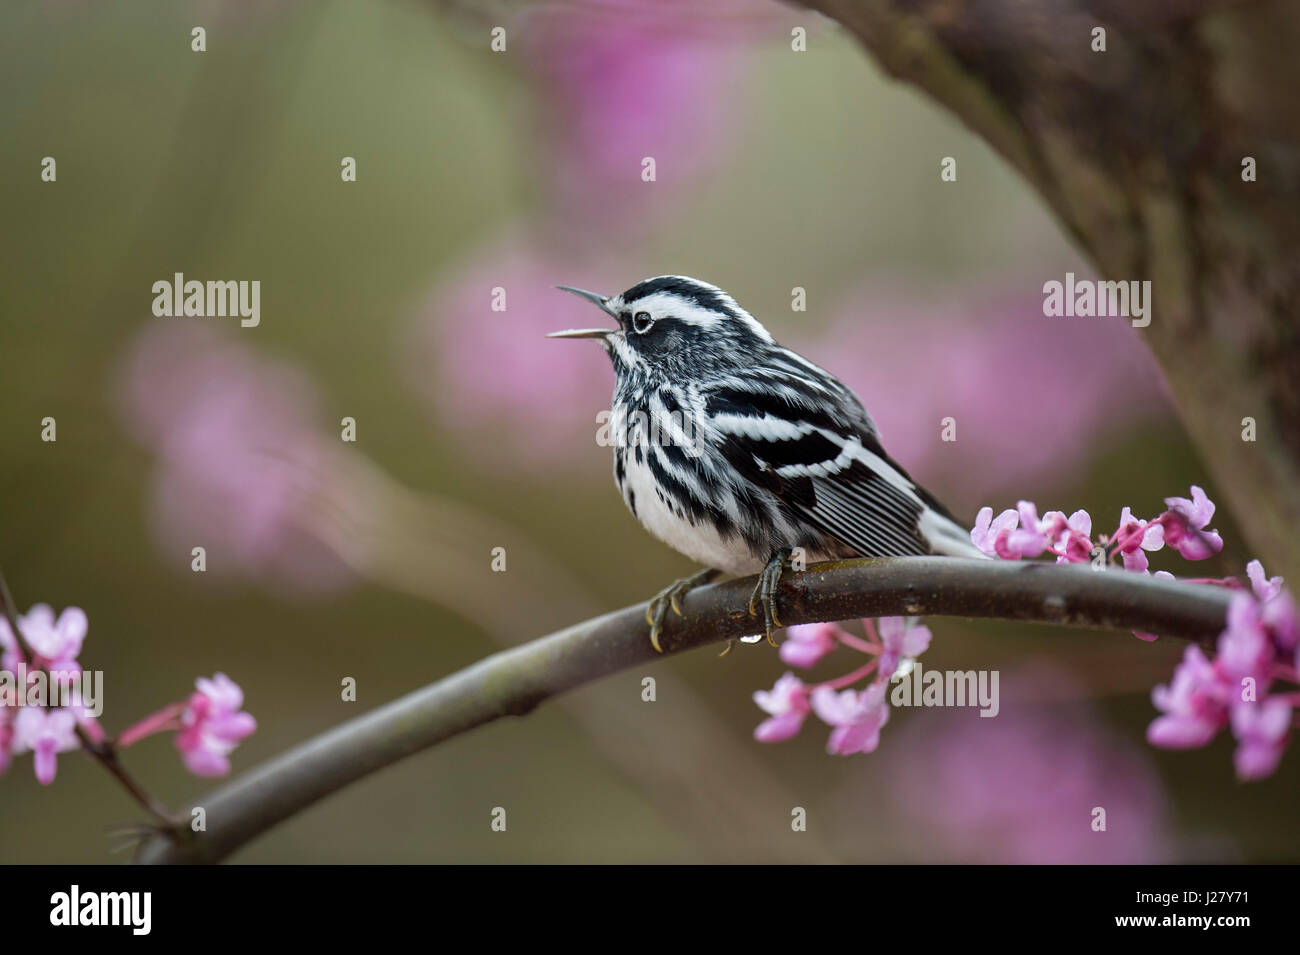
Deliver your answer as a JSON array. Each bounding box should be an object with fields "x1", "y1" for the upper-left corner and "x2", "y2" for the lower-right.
[{"x1": 134, "y1": 557, "x2": 1231, "y2": 864}]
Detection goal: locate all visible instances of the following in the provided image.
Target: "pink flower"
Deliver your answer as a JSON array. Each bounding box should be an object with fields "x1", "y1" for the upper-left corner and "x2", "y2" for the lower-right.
[
  {"x1": 971, "y1": 506, "x2": 1018, "y2": 557},
  {"x1": 1113, "y1": 506, "x2": 1165, "y2": 572},
  {"x1": 997, "y1": 501, "x2": 1050, "y2": 559},
  {"x1": 519, "y1": 2, "x2": 762, "y2": 228},
  {"x1": 752, "y1": 673, "x2": 811, "y2": 743},
  {"x1": 1246, "y1": 559, "x2": 1284, "y2": 602},
  {"x1": 1263, "y1": 591, "x2": 1299, "y2": 654},
  {"x1": 175, "y1": 673, "x2": 257, "y2": 777},
  {"x1": 1148, "y1": 646, "x2": 1231, "y2": 748},
  {"x1": 811, "y1": 682, "x2": 891, "y2": 756},
  {"x1": 0, "y1": 603, "x2": 86, "y2": 681},
  {"x1": 1241, "y1": 558, "x2": 1298, "y2": 653},
  {"x1": 11, "y1": 707, "x2": 79, "y2": 785},
  {"x1": 876, "y1": 616, "x2": 932, "y2": 679},
  {"x1": 118, "y1": 324, "x2": 350, "y2": 594},
  {"x1": 1053, "y1": 510, "x2": 1094, "y2": 564},
  {"x1": 1215, "y1": 594, "x2": 1275, "y2": 688},
  {"x1": 975, "y1": 502, "x2": 1097, "y2": 564},
  {"x1": 1230, "y1": 697, "x2": 1291, "y2": 780},
  {"x1": 1155, "y1": 486, "x2": 1223, "y2": 560},
  {"x1": 778, "y1": 622, "x2": 841, "y2": 669}
]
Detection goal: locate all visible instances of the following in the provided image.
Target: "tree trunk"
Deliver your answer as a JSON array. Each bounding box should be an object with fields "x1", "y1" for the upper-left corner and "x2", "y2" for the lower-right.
[{"x1": 802, "y1": 0, "x2": 1300, "y2": 579}]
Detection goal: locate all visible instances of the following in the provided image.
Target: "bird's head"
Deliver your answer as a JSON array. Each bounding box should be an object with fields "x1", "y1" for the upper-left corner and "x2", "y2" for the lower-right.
[{"x1": 549, "y1": 275, "x2": 775, "y2": 379}]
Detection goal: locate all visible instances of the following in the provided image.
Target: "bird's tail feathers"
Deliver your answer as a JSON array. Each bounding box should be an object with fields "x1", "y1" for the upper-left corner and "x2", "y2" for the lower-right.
[{"x1": 918, "y1": 508, "x2": 988, "y2": 559}]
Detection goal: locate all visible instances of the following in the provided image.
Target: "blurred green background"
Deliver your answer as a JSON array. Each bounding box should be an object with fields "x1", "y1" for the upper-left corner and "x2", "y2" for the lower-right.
[{"x1": 1, "y1": 0, "x2": 1294, "y2": 863}]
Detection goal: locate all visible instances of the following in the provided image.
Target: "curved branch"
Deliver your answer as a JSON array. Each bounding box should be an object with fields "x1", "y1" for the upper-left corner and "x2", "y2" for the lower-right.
[{"x1": 134, "y1": 557, "x2": 1231, "y2": 864}]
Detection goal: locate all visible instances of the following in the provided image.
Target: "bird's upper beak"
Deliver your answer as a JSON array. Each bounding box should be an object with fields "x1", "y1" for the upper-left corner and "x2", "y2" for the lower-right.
[{"x1": 548, "y1": 285, "x2": 618, "y2": 339}]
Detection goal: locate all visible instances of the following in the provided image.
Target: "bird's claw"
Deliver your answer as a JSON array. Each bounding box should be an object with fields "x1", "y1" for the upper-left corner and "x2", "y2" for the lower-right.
[
  {"x1": 748, "y1": 552, "x2": 788, "y2": 647},
  {"x1": 646, "y1": 568, "x2": 721, "y2": 653}
]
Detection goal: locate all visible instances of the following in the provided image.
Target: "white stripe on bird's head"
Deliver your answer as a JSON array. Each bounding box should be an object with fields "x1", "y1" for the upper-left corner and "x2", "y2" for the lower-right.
[{"x1": 610, "y1": 276, "x2": 774, "y2": 345}]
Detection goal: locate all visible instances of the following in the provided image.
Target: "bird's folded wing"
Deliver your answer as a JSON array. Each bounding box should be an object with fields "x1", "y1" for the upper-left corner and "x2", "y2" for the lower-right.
[{"x1": 705, "y1": 383, "x2": 937, "y2": 558}]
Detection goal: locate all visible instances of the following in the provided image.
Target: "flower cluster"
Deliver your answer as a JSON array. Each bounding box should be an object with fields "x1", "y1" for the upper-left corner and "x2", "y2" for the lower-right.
[
  {"x1": 971, "y1": 484, "x2": 1297, "y2": 780},
  {"x1": 1148, "y1": 561, "x2": 1298, "y2": 780},
  {"x1": 0, "y1": 602, "x2": 255, "y2": 785},
  {"x1": 174, "y1": 674, "x2": 258, "y2": 777},
  {"x1": 753, "y1": 617, "x2": 931, "y2": 756},
  {"x1": 0, "y1": 605, "x2": 99, "y2": 784},
  {"x1": 970, "y1": 485, "x2": 1222, "y2": 569}
]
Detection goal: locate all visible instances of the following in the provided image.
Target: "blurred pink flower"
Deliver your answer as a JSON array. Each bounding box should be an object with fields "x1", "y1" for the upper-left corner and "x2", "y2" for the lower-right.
[
  {"x1": 1230, "y1": 697, "x2": 1292, "y2": 781},
  {"x1": 517, "y1": 1, "x2": 784, "y2": 229},
  {"x1": 0, "y1": 603, "x2": 85, "y2": 681},
  {"x1": 809, "y1": 290, "x2": 1171, "y2": 500},
  {"x1": 117, "y1": 324, "x2": 350, "y2": 593},
  {"x1": 408, "y1": 235, "x2": 623, "y2": 471},
  {"x1": 1148, "y1": 645, "x2": 1231, "y2": 749},
  {"x1": 888, "y1": 669, "x2": 1174, "y2": 863},
  {"x1": 1215, "y1": 593, "x2": 1275, "y2": 687},
  {"x1": 175, "y1": 673, "x2": 257, "y2": 778},
  {"x1": 1147, "y1": 569, "x2": 1297, "y2": 779},
  {"x1": 1247, "y1": 559, "x2": 1285, "y2": 603},
  {"x1": 11, "y1": 707, "x2": 79, "y2": 785},
  {"x1": 876, "y1": 616, "x2": 931, "y2": 680},
  {"x1": 752, "y1": 672, "x2": 811, "y2": 743},
  {"x1": 778, "y1": 622, "x2": 840, "y2": 669},
  {"x1": 811, "y1": 682, "x2": 890, "y2": 755}
]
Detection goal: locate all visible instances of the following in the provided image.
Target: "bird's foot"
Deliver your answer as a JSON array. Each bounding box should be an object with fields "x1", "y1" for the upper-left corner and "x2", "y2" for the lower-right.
[
  {"x1": 748, "y1": 551, "x2": 789, "y2": 647},
  {"x1": 646, "y1": 568, "x2": 722, "y2": 653}
]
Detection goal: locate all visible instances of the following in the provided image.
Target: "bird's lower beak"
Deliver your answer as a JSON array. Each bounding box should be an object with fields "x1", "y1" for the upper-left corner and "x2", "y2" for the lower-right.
[{"x1": 546, "y1": 327, "x2": 613, "y2": 340}]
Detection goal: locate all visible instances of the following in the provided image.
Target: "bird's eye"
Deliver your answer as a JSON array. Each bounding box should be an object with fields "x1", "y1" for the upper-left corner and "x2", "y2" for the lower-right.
[{"x1": 632, "y1": 311, "x2": 654, "y2": 334}]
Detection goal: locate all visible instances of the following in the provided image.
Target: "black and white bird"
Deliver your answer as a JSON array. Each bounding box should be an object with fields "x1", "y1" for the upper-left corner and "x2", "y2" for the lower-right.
[{"x1": 549, "y1": 275, "x2": 984, "y2": 653}]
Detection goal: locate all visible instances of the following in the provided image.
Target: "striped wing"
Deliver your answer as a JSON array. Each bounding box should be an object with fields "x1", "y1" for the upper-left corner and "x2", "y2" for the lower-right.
[{"x1": 703, "y1": 361, "x2": 953, "y2": 558}]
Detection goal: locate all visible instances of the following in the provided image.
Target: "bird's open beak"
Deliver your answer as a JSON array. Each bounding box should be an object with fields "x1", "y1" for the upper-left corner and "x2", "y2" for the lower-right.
[{"x1": 549, "y1": 285, "x2": 618, "y2": 339}]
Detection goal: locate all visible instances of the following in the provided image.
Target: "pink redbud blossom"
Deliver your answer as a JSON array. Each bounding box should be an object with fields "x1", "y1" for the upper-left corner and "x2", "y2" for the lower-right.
[
  {"x1": 811, "y1": 682, "x2": 891, "y2": 755},
  {"x1": 779, "y1": 622, "x2": 841, "y2": 669},
  {"x1": 1215, "y1": 594, "x2": 1275, "y2": 688},
  {"x1": 1230, "y1": 697, "x2": 1292, "y2": 781},
  {"x1": 1148, "y1": 646, "x2": 1231, "y2": 749},
  {"x1": 0, "y1": 604, "x2": 86, "y2": 682},
  {"x1": 175, "y1": 673, "x2": 257, "y2": 777},
  {"x1": 876, "y1": 616, "x2": 932, "y2": 680},
  {"x1": 752, "y1": 672, "x2": 811, "y2": 743},
  {"x1": 1156, "y1": 486, "x2": 1223, "y2": 560},
  {"x1": 1053, "y1": 510, "x2": 1094, "y2": 564},
  {"x1": 971, "y1": 506, "x2": 1019, "y2": 557},
  {"x1": 11, "y1": 707, "x2": 79, "y2": 785},
  {"x1": 1246, "y1": 559, "x2": 1284, "y2": 603}
]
